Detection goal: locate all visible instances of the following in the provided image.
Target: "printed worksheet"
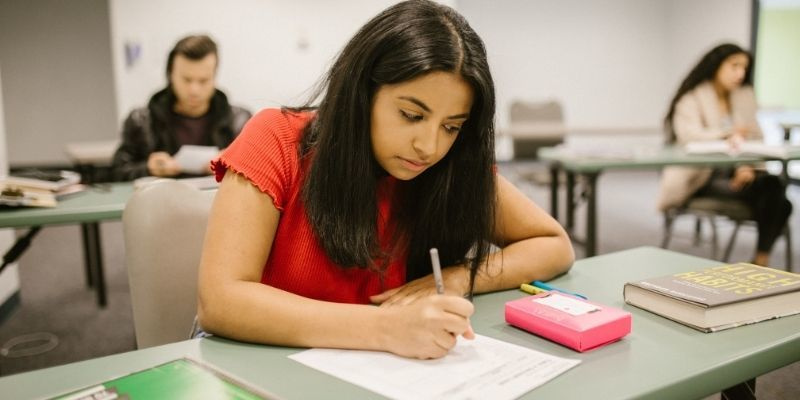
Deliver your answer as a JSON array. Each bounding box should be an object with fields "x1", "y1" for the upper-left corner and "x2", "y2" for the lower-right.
[
  {"x1": 289, "y1": 334, "x2": 580, "y2": 400},
  {"x1": 174, "y1": 145, "x2": 219, "y2": 174}
]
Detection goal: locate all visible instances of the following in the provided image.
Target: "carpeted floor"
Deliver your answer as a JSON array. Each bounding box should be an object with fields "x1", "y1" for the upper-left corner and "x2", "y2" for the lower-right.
[{"x1": 0, "y1": 161, "x2": 798, "y2": 398}]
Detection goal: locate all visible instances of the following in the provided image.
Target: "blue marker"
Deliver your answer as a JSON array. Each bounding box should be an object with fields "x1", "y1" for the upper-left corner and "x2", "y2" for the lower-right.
[{"x1": 532, "y1": 281, "x2": 588, "y2": 300}]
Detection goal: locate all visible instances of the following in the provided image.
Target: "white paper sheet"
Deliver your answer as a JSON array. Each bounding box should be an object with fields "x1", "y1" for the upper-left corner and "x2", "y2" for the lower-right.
[
  {"x1": 173, "y1": 145, "x2": 219, "y2": 174},
  {"x1": 289, "y1": 334, "x2": 580, "y2": 400},
  {"x1": 685, "y1": 140, "x2": 794, "y2": 158}
]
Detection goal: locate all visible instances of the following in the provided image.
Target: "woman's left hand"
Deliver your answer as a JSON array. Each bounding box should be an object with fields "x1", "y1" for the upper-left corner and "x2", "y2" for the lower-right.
[
  {"x1": 729, "y1": 166, "x2": 755, "y2": 191},
  {"x1": 371, "y1": 266, "x2": 469, "y2": 307}
]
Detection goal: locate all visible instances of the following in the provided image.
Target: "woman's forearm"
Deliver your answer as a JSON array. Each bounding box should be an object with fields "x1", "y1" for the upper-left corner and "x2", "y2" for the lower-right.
[
  {"x1": 198, "y1": 280, "x2": 388, "y2": 350},
  {"x1": 198, "y1": 278, "x2": 475, "y2": 359},
  {"x1": 471, "y1": 234, "x2": 574, "y2": 294}
]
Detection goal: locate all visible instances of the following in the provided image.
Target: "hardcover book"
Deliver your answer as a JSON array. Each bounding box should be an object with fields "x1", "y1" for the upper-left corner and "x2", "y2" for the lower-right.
[{"x1": 624, "y1": 263, "x2": 800, "y2": 332}]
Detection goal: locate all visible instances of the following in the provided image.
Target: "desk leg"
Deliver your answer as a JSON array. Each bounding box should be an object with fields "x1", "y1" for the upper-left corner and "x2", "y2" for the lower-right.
[
  {"x1": 781, "y1": 160, "x2": 789, "y2": 184},
  {"x1": 549, "y1": 165, "x2": 559, "y2": 220},
  {"x1": 80, "y1": 224, "x2": 94, "y2": 288},
  {"x1": 721, "y1": 378, "x2": 756, "y2": 400},
  {"x1": 566, "y1": 172, "x2": 575, "y2": 232},
  {"x1": 82, "y1": 222, "x2": 107, "y2": 307},
  {"x1": 584, "y1": 173, "x2": 599, "y2": 257}
]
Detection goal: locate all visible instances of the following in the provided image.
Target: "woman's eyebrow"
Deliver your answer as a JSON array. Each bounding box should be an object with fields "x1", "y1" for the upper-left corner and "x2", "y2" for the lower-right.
[
  {"x1": 398, "y1": 96, "x2": 469, "y2": 120},
  {"x1": 398, "y1": 96, "x2": 431, "y2": 112}
]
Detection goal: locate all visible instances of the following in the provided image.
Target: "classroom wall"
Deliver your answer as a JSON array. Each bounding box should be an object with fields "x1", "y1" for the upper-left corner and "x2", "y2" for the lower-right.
[
  {"x1": 0, "y1": 0, "x2": 118, "y2": 167},
  {"x1": 755, "y1": 7, "x2": 800, "y2": 109},
  {"x1": 0, "y1": 0, "x2": 755, "y2": 166},
  {"x1": 664, "y1": 0, "x2": 752, "y2": 103},
  {"x1": 0, "y1": 66, "x2": 21, "y2": 317},
  {"x1": 109, "y1": 0, "x2": 398, "y2": 124},
  {"x1": 459, "y1": 0, "x2": 752, "y2": 133}
]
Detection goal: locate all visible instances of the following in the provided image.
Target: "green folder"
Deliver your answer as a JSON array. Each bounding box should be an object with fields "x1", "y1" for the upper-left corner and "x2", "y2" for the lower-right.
[{"x1": 52, "y1": 358, "x2": 274, "y2": 399}]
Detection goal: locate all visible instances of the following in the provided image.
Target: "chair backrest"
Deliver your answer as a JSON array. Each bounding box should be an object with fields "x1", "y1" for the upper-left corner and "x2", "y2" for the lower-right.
[
  {"x1": 507, "y1": 99, "x2": 566, "y2": 158},
  {"x1": 122, "y1": 179, "x2": 216, "y2": 348}
]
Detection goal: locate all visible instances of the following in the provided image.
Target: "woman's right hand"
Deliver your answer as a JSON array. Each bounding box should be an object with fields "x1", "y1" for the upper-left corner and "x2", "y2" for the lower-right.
[
  {"x1": 730, "y1": 165, "x2": 755, "y2": 191},
  {"x1": 380, "y1": 294, "x2": 475, "y2": 359},
  {"x1": 147, "y1": 152, "x2": 181, "y2": 177}
]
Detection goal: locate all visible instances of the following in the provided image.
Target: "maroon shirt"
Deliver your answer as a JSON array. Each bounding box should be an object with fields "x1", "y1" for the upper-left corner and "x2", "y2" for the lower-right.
[{"x1": 172, "y1": 111, "x2": 211, "y2": 147}]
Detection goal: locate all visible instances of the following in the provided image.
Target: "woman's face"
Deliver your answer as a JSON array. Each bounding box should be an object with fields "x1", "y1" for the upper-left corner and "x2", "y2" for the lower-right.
[
  {"x1": 370, "y1": 71, "x2": 474, "y2": 181},
  {"x1": 714, "y1": 53, "x2": 749, "y2": 92}
]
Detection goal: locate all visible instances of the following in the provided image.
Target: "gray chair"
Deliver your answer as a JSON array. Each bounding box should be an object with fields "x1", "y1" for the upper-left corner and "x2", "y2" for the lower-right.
[
  {"x1": 507, "y1": 99, "x2": 566, "y2": 160},
  {"x1": 662, "y1": 196, "x2": 792, "y2": 269},
  {"x1": 122, "y1": 179, "x2": 216, "y2": 348}
]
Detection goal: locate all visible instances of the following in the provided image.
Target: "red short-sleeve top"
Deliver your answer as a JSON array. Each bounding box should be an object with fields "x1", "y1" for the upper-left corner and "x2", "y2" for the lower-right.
[{"x1": 212, "y1": 109, "x2": 406, "y2": 304}]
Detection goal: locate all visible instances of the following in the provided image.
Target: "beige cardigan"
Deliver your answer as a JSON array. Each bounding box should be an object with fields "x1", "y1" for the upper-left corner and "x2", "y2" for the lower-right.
[{"x1": 656, "y1": 81, "x2": 762, "y2": 211}]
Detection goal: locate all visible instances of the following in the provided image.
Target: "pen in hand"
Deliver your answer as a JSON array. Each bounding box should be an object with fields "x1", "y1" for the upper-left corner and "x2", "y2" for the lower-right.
[
  {"x1": 430, "y1": 248, "x2": 475, "y2": 340},
  {"x1": 429, "y1": 248, "x2": 445, "y2": 295}
]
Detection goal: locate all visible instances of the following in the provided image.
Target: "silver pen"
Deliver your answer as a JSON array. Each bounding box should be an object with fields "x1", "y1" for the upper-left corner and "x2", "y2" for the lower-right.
[{"x1": 429, "y1": 248, "x2": 444, "y2": 295}]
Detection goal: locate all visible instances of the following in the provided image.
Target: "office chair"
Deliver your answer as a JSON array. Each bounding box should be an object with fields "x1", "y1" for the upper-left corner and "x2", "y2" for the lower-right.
[
  {"x1": 507, "y1": 99, "x2": 566, "y2": 160},
  {"x1": 505, "y1": 99, "x2": 569, "y2": 191},
  {"x1": 661, "y1": 196, "x2": 792, "y2": 270},
  {"x1": 122, "y1": 179, "x2": 216, "y2": 348}
]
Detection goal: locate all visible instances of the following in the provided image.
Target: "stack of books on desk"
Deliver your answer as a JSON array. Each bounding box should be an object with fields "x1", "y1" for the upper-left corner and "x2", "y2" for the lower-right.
[{"x1": 0, "y1": 170, "x2": 83, "y2": 208}]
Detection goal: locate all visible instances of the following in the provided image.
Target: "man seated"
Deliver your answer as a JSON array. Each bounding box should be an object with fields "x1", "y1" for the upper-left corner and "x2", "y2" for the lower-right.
[{"x1": 111, "y1": 35, "x2": 251, "y2": 180}]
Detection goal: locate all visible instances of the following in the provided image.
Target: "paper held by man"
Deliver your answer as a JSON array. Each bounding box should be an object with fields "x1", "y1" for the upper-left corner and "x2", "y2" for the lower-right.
[{"x1": 173, "y1": 145, "x2": 220, "y2": 175}]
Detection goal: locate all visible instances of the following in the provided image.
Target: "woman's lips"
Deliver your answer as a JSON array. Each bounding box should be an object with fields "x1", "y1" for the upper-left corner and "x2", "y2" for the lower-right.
[{"x1": 399, "y1": 157, "x2": 429, "y2": 172}]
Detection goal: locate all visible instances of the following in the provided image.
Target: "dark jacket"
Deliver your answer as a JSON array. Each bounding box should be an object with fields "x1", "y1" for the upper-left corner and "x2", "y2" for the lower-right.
[{"x1": 111, "y1": 87, "x2": 251, "y2": 181}]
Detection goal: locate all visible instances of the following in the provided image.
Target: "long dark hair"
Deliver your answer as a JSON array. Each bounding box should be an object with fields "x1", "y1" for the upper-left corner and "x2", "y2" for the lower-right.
[
  {"x1": 298, "y1": 0, "x2": 496, "y2": 293},
  {"x1": 664, "y1": 43, "x2": 753, "y2": 143}
]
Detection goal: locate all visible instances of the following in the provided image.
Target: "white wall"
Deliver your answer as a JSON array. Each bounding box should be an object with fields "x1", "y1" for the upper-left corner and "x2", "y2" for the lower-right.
[
  {"x1": 665, "y1": 0, "x2": 752, "y2": 100},
  {"x1": 0, "y1": 0, "x2": 118, "y2": 166},
  {"x1": 6, "y1": 0, "x2": 752, "y2": 164},
  {"x1": 459, "y1": 0, "x2": 751, "y2": 133},
  {"x1": 0, "y1": 66, "x2": 21, "y2": 313},
  {"x1": 109, "y1": 0, "x2": 398, "y2": 122}
]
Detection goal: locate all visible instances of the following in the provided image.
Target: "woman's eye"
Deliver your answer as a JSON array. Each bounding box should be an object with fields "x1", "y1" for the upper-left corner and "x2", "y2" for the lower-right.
[
  {"x1": 400, "y1": 110, "x2": 423, "y2": 122},
  {"x1": 444, "y1": 124, "x2": 462, "y2": 134}
]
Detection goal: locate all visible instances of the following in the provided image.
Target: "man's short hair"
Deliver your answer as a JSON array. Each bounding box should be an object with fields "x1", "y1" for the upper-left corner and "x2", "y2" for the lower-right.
[{"x1": 166, "y1": 35, "x2": 218, "y2": 77}]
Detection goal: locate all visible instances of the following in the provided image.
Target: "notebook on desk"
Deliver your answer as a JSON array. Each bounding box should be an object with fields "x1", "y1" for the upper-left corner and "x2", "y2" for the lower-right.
[
  {"x1": 2, "y1": 170, "x2": 81, "y2": 192},
  {"x1": 51, "y1": 358, "x2": 276, "y2": 400}
]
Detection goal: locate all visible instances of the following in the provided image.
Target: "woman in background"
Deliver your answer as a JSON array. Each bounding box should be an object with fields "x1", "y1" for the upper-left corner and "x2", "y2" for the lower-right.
[
  {"x1": 197, "y1": 0, "x2": 573, "y2": 360},
  {"x1": 658, "y1": 43, "x2": 791, "y2": 267}
]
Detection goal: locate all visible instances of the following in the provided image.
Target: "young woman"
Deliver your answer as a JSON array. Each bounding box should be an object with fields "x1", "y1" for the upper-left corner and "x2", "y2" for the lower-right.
[
  {"x1": 197, "y1": 0, "x2": 574, "y2": 360},
  {"x1": 658, "y1": 43, "x2": 792, "y2": 266}
]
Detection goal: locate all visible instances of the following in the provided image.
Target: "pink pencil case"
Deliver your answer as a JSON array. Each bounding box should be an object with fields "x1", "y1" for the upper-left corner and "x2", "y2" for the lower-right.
[{"x1": 505, "y1": 292, "x2": 631, "y2": 352}]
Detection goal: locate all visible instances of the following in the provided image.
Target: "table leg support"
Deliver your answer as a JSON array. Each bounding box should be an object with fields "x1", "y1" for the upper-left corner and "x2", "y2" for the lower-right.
[
  {"x1": 585, "y1": 173, "x2": 599, "y2": 257},
  {"x1": 549, "y1": 164, "x2": 560, "y2": 220},
  {"x1": 0, "y1": 226, "x2": 42, "y2": 275},
  {"x1": 82, "y1": 222, "x2": 107, "y2": 307},
  {"x1": 566, "y1": 172, "x2": 576, "y2": 232},
  {"x1": 80, "y1": 224, "x2": 94, "y2": 288}
]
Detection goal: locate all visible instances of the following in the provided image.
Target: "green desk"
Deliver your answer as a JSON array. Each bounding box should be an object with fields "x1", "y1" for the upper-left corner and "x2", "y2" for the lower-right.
[
  {"x1": 538, "y1": 146, "x2": 798, "y2": 257},
  {"x1": 1, "y1": 247, "x2": 797, "y2": 399},
  {"x1": 0, "y1": 183, "x2": 134, "y2": 306}
]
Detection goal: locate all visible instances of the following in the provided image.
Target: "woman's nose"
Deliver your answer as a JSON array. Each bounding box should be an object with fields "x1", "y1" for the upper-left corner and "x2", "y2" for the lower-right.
[{"x1": 412, "y1": 125, "x2": 439, "y2": 160}]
